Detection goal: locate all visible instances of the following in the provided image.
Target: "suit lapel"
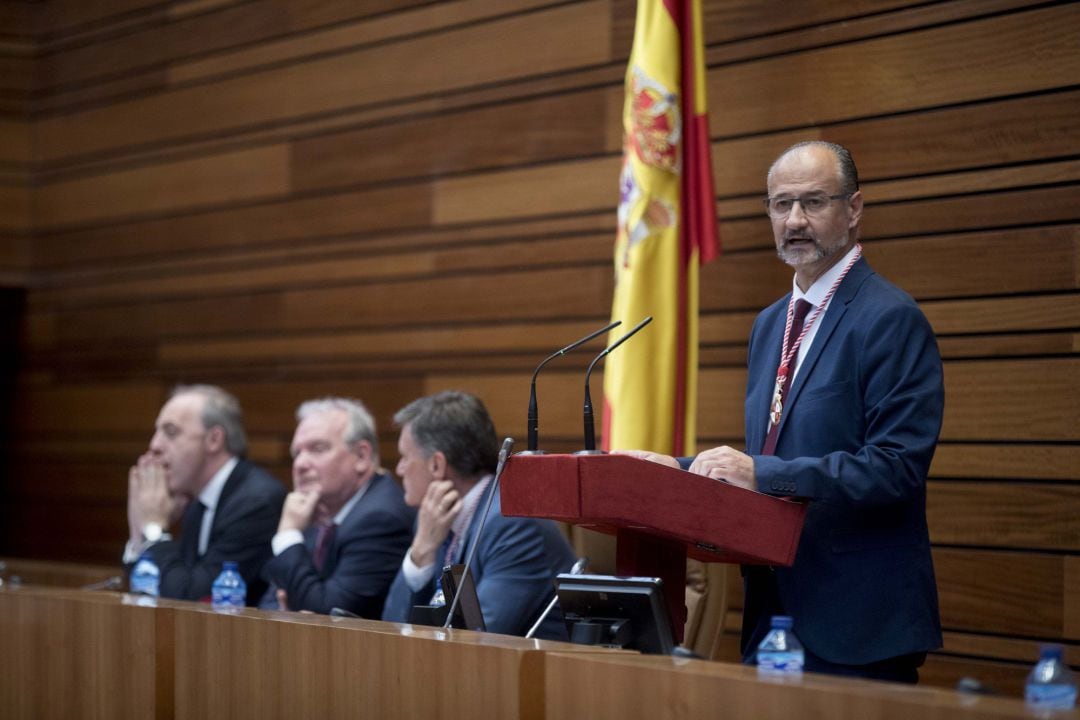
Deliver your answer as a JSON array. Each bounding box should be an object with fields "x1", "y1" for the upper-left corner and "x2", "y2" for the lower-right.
[
  {"x1": 772, "y1": 258, "x2": 873, "y2": 447},
  {"x1": 206, "y1": 459, "x2": 244, "y2": 544},
  {"x1": 749, "y1": 299, "x2": 789, "y2": 454}
]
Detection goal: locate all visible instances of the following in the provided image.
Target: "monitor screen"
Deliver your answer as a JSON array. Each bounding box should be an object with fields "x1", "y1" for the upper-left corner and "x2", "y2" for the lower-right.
[
  {"x1": 441, "y1": 563, "x2": 486, "y2": 632},
  {"x1": 554, "y1": 574, "x2": 675, "y2": 655},
  {"x1": 405, "y1": 564, "x2": 485, "y2": 631}
]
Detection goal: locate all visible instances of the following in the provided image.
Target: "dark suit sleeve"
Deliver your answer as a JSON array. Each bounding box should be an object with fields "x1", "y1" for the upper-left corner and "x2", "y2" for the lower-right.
[
  {"x1": 265, "y1": 507, "x2": 413, "y2": 617},
  {"x1": 753, "y1": 301, "x2": 944, "y2": 509},
  {"x1": 472, "y1": 516, "x2": 574, "y2": 636},
  {"x1": 381, "y1": 566, "x2": 433, "y2": 623},
  {"x1": 149, "y1": 474, "x2": 284, "y2": 604},
  {"x1": 257, "y1": 583, "x2": 279, "y2": 610}
]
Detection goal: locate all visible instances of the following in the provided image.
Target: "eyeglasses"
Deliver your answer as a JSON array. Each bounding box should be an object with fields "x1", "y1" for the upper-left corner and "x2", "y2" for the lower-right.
[{"x1": 763, "y1": 193, "x2": 852, "y2": 218}]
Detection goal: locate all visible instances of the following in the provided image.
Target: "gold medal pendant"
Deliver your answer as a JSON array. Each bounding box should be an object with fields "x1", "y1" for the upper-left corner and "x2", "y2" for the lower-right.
[{"x1": 769, "y1": 375, "x2": 785, "y2": 426}]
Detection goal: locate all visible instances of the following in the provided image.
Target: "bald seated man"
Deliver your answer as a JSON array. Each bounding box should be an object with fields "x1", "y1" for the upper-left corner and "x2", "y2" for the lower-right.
[{"x1": 124, "y1": 384, "x2": 286, "y2": 605}]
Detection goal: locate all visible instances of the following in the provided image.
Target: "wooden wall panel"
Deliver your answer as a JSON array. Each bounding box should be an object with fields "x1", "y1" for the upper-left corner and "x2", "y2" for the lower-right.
[
  {"x1": 708, "y1": 5, "x2": 1080, "y2": 137},
  {"x1": 0, "y1": 187, "x2": 31, "y2": 233},
  {"x1": 168, "y1": 0, "x2": 558, "y2": 85},
  {"x1": 34, "y1": 145, "x2": 291, "y2": 228},
  {"x1": 35, "y1": 1, "x2": 613, "y2": 163},
  {"x1": 292, "y1": 88, "x2": 616, "y2": 193},
  {"x1": 943, "y1": 359, "x2": 1080, "y2": 442},
  {"x1": 931, "y1": 444, "x2": 1079, "y2": 482},
  {"x1": 31, "y1": 183, "x2": 435, "y2": 269},
  {"x1": 927, "y1": 482, "x2": 1080, "y2": 551},
  {"x1": 0, "y1": 120, "x2": 31, "y2": 164},
  {"x1": 37, "y1": 0, "x2": 432, "y2": 90},
  {"x1": 3, "y1": 0, "x2": 1078, "y2": 694}
]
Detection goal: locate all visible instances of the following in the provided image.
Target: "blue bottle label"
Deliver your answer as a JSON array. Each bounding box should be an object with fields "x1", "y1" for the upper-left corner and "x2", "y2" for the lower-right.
[
  {"x1": 757, "y1": 650, "x2": 804, "y2": 674},
  {"x1": 1026, "y1": 683, "x2": 1078, "y2": 709}
]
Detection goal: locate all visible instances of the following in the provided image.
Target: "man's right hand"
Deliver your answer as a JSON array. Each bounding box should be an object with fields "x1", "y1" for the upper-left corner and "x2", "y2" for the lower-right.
[
  {"x1": 128, "y1": 455, "x2": 184, "y2": 544},
  {"x1": 278, "y1": 489, "x2": 320, "y2": 534},
  {"x1": 408, "y1": 479, "x2": 462, "y2": 568}
]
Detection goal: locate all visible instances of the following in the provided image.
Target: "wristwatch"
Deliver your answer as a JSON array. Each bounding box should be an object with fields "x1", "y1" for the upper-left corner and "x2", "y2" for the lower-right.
[{"x1": 142, "y1": 522, "x2": 165, "y2": 543}]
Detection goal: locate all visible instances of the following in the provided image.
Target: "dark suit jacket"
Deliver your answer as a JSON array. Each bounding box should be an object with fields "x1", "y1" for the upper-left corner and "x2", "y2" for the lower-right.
[
  {"x1": 142, "y1": 458, "x2": 286, "y2": 605},
  {"x1": 381, "y1": 486, "x2": 575, "y2": 639},
  {"x1": 258, "y1": 471, "x2": 415, "y2": 617},
  {"x1": 739, "y1": 257, "x2": 944, "y2": 665}
]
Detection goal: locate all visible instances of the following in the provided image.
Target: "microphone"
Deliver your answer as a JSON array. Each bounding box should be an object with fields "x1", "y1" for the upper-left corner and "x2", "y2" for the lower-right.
[
  {"x1": 523, "y1": 321, "x2": 621, "y2": 454},
  {"x1": 442, "y1": 437, "x2": 514, "y2": 629},
  {"x1": 81, "y1": 576, "x2": 124, "y2": 591},
  {"x1": 525, "y1": 556, "x2": 588, "y2": 639},
  {"x1": 580, "y1": 316, "x2": 653, "y2": 453}
]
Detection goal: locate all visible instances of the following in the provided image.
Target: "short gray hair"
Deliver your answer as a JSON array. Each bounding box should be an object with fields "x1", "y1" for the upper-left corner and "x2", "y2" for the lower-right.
[
  {"x1": 170, "y1": 384, "x2": 248, "y2": 457},
  {"x1": 297, "y1": 397, "x2": 379, "y2": 460},
  {"x1": 768, "y1": 140, "x2": 860, "y2": 195},
  {"x1": 393, "y1": 391, "x2": 497, "y2": 478}
]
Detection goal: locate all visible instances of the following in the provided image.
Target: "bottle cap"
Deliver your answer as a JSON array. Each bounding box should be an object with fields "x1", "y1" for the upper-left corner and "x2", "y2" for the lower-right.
[
  {"x1": 1039, "y1": 643, "x2": 1064, "y2": 660},
  {"x1": 223, "y1": 561, "x2": 239, "y2": 572},
  {"x1": 770, "y1": 615, "x2": 794, "y2": 630}
]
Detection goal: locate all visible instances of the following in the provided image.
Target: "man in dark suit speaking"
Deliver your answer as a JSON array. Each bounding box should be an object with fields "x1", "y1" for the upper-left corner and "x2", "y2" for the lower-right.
[
  {"x1": 629, "y1": 141, "x2": 944, "y2": 682},
  {"x1": 124, "y1": 384, "x2": 286, "y2": 605},
  {"x1": 260, "y1": 397, "x2": 415, "y2": 617}
]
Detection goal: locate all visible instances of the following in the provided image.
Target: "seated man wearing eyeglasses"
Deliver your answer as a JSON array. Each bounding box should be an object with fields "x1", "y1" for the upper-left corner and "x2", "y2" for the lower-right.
[{"x1": 627, "y1": 141, "x2": 943, "y2": 683}]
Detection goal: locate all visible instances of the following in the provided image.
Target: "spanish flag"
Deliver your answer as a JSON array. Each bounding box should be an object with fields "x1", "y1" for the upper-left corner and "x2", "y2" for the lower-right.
[{"x1": 602, "y1": 0, "x2": 719, "y2": 456}]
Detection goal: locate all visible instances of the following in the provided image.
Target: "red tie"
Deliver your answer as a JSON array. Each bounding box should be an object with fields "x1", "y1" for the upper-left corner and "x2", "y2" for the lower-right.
[
  {"x1": 312, "y1": 523, "x2": 335, "y2": 572},
  {"x1": 761, "y1": 299, "x2": 813, "y2": 456}
]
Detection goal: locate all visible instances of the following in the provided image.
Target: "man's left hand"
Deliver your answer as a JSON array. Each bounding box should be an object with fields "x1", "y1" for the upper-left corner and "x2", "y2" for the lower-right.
[{"x1": 687, "y1": 446, "x2": 756, "y2": 490}]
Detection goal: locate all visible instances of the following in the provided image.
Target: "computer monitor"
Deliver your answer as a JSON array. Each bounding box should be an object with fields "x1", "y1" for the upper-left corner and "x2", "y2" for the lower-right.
[
  {"x1": 406, "y1": 563, "x2": 486, "y2": 632},
  {"x1": 554, "y1": 574, "x2": 675, "y2": 655},
  {"x1": 441, "y1": 563, "x2": 485, "y2": 632}
]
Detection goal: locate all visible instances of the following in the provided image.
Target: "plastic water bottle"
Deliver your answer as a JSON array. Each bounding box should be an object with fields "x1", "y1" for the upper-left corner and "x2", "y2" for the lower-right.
[
  {"x1": 1025, "y1": 644, "x2": 1078, "y2": 711},
  {"x1": 211, "y1": 561, "x2": 247, "y2": 611},
  {"x1": 756, "y1": 615, "x2": 805, "y2": 675},
  {"x1": 129, "y1": 553, "x2": 160, "y2": 596}
]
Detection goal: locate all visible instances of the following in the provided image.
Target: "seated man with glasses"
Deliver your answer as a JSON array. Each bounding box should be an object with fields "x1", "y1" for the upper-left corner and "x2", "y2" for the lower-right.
[{"x1": 625, "y1": 141, "x2": 943, "y2": 684}]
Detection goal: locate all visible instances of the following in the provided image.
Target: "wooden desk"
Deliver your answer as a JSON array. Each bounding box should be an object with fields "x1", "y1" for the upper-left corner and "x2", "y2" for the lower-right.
[
  {"x1": 0, "y1": 585, "x2": 610, "y2": 720},
  {"x1": 1, "y1": 556, "x2": 123, "y2": 588},
  {"x1": 544, "y1": 652, "x2": 1074, "y2": 720},
  {"x1": 0, "y1": 586, "x2": 168, "y2": 719},
  {"x1": 2, "y1": 584, "x2": 1072, "y2": 720},
  {"x1": 169, "y1": 603, "x2": 593, "y2": 720}
]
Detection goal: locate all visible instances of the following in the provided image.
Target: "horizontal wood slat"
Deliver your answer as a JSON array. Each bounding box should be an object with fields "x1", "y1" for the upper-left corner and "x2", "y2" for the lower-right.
[
  {"x1": 709, "y1": 4, "x2": 1080, "y2": 138},
  {"x1": 292, "y1": 88, "x2": 615, "y2": 195},
  {"x1": 34, "y1": 145, "x2": 291, "y2": 228},
  {"x1": 931, "y1": 444, "x2": 1080, "y2": 482},
  {"x1": 30, "y1": 231, "x2": 614, "y2": 308},
  {"x1": 0, "y1": 120, "x2": 31, "y2": 164},
  {"x1": 35, "y1": 1, "x2": 613, "y2": 164},
  {"x1": 168, "y1": 0, "x2": 561, "y2": 85},
  {"x1": 935, "y1": 548, "x2": 1075, "y2": 640},
  {"x1": 928, "y1": 482, "x2": 1080, "y2": 551},
  {"x1": 0, "y1": 187, "x2": 31, "y2": 233},
  {"x1": 711, "y1": 90, "x2": 1080, "y2": 201},
  {"x1": 32, "y1": 183, "x2": 435, "y2": 269},
  {"x1": 942, "y1": 358, "x2": 1080, "y2": 441},
  {"x1": 722, "y1": 548, "x2": 1079, "y2": 639},
  {"x1": 37, "y1": 0, "x2": 430, "y2": 88}
]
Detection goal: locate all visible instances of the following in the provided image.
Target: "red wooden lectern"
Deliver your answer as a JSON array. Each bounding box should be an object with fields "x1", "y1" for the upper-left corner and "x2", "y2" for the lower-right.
[{"x1": 500, "y1": 453, "x2": 807, "y2": 643}]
